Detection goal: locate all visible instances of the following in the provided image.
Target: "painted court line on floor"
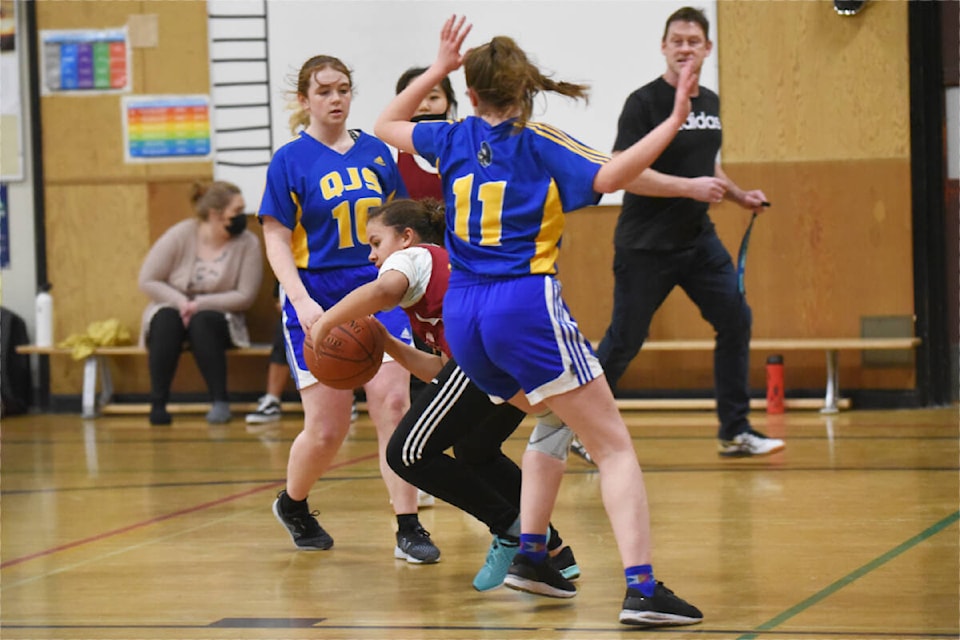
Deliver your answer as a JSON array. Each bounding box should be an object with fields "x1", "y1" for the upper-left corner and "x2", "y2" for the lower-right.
[
  {"x1": 0, "y1": 452, "x2": 377, "y2": 570},
  {"x1": 738, "y1": 510, "x2": 960, "y2": 640}
]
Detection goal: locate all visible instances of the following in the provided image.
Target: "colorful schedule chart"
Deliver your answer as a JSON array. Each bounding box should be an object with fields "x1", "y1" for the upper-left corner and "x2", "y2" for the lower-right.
[
  {"x1": 41, "y1": 29, "x2": 129, "y2": 94},
  {"x1": 123, "y1": 95, "x2": 213, "y2": 161}
]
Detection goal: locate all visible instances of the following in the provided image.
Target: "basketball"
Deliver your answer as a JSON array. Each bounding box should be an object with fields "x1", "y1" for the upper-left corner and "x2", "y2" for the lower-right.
[{"x1": 304, "y1": 316, "x2": 386, "y2": 389}]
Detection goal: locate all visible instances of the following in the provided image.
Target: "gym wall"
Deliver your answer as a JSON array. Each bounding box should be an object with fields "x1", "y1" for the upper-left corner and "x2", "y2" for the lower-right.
[{"x1": 34, "y1": 1, "x2": 915, "y2": 401}]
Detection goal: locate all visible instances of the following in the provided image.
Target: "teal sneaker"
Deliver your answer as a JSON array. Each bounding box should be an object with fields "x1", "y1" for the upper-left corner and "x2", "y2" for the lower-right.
[{"x1": 473, "y1": 535, "x2": 518, "y2": 591}]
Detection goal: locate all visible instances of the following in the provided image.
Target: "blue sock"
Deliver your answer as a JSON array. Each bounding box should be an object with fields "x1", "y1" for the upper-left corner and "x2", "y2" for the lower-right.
[
  {"x1": 625, "y1": 564, "x2": 656, "y2": 597},
  {"x1": 518, "y1": 533, "x2": 548, "y2": 563}
]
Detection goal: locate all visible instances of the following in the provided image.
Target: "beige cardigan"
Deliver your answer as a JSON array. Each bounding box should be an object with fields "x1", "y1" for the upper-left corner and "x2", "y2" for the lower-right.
[{"x1": 138, "y1": 218, "x2": 263, "y2": 347}]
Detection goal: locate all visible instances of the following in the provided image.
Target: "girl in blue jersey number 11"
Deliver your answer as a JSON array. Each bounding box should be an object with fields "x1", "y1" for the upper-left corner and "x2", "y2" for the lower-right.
[{"x1": 376, "y1": 15, "x2": 703, "y2": 627}]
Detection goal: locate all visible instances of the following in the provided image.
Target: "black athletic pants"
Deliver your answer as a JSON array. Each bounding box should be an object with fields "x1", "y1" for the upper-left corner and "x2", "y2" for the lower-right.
[
  {"x1": 147, "y1": 307, "x2": 232, "y2": 405},
  {"x1": 386, "y1": 358, "x2": 526, "y2": 537}
]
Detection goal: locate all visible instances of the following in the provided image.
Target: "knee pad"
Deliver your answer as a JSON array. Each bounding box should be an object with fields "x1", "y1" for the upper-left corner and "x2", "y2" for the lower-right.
[{"x1": 526, "y1": 423, "x2": 575, "y2": 461}]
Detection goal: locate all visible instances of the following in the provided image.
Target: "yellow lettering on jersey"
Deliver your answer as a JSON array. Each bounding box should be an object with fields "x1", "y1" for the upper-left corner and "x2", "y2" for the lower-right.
[
  {"x1": 331, "y1": 201, "x2": 353, "y2": 248},
  {"x1": 354, "y1": 197, "x2": 381, "y2": 243},
  {"x1": 453, "y1": 173, "x2": 506, "y2": 246},
  {"x1": 362, "y1": 168, "x2": 383, "y2": 194},
  {"x1": 478, "y1": 181, "x2": 505, "y2": 246},
  {"x1": 330, "y1": 197, "x2": 383, "y2": 249},
  {"x1": 344, "y1": 167, "x2": 363, "y2": 191},
  {"x1": 452, "y1": 174, "x2": 473, "y2": 241},
  {"x1": 320, "y1": 171, "x2": 344, "y2": 200}
]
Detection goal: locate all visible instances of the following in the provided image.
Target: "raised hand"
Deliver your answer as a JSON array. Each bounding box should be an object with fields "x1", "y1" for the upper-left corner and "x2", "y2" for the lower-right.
[
  {"x1": 436, "y1": 14, "x2": 472, "y2": 74},
  {"x1": 672, "y1": 59, "x2": 698, "y2": 121}
]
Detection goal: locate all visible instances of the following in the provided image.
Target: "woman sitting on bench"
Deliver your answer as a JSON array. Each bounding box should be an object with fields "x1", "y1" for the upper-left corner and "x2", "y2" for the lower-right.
[{"x1": 138, "y1": 180, "x2": 263, "y2": 426}]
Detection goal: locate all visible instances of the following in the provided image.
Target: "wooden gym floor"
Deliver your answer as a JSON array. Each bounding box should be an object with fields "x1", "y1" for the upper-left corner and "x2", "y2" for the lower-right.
[{"x1": 1, "y1": 407, "x2": 957, "y2": 640}]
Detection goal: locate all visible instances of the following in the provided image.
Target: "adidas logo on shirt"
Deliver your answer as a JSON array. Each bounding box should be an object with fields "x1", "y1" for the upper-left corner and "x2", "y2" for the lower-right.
[{"x1": 680, "y1": 112, "x2": 722, "y2": 131}]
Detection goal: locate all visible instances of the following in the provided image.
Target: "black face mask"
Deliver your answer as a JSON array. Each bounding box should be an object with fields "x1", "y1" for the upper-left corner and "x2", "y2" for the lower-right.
[
  {"x1": 225, "y1": 214, "x2": 247, "y2": 237},
  {"x1": 411, "y1": 112, "x2": 447, "y2": 123}
]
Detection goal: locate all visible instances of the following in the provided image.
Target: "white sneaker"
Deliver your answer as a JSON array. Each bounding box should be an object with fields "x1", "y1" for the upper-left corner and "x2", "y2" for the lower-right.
[
  {"x1": 246, "y1": 395, "x2": 281, "y2": 425},
  {"x1": 417, "y1": 489, "x2": 436, "y2": 508},
  {"x1": 718, "y1": 429, "x2": 785, "y2": 457}
]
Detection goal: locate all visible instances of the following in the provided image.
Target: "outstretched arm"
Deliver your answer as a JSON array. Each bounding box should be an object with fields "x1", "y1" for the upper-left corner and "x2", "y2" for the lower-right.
[
  {"x1": 622, "y1": 166, "x2": 728, "y2": 203},
  {"x1": 593, "y1": 60, "x2": 698, "y2": 194},
  {"x1": 375, "y1": 15, "x2": 471, "y2": 152},
  {"x1": 311, "y1": 270, "x2": 409, "y2": 343}
]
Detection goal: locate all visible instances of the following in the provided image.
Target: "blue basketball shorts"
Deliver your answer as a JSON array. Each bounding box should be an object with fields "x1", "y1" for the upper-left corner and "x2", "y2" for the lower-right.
[
  {"x1": 443, "y1": 272, "x2": 602, "y2": 405},
  {"x1": 281, "y1": 265, "x2": 413, "y2": 390}
]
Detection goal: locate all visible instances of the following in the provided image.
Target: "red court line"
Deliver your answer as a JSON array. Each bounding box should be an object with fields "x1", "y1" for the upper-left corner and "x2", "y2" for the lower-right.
[{"x1": 0, "y1": 452, "x2": 377, "y2": 569}]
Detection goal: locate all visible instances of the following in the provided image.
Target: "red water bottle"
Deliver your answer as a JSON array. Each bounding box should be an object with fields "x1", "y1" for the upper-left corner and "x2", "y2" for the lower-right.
[{"x1": 766, "y1": 355, "x2": 784, "y2": 414}]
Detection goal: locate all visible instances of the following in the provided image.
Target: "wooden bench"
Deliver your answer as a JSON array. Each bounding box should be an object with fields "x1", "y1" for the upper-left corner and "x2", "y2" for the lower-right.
[
  {"x1": 592, "y1": 337, "x2": 921, "y2": 414},
  {"x1": 18, "y1": 337, "x2": 920, "y2": 417},
  {"x1": 16, "y1": 344, "x2": 272, "y2": 418}
]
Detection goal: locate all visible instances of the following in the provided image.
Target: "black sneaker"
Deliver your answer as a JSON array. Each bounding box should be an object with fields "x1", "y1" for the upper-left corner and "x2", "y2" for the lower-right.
[
  {"x1": 271, "y1": 491, "x2": 334, "y2": 550},
  {"x1": 547, "y1": 545, "x2": 581, "y2": 580},
  {"x1": 394, "y1": 526, "x2": 441, "y2": 564},
  {"x1": 246, "y1": 395, "x2": 281, "y2": 425},
  {"x1": 504, "y1": 554, "x2": 577, "y2": 598},
  {"x1": 619, "y1": 582, "x2": 703, "y2": 627}
]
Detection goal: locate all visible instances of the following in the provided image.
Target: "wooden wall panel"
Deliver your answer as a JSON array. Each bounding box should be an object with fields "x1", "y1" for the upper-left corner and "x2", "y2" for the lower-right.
[
  {"x1": 37, "y1": 0, "x2": 920, "y2": 402},
  {"x1": 142, "y1": 0, "x2": 213, "y2": 181},
  {"x1": 717, "y1": 0, "x2": 910, "y2": 163},
  {"x1": 45, "y1": 183, "x2": 150, "y2": 394},
  {"x1": 40, "y1": 96, "x2": 147, "y2": 183},
  {"x1": 560, "y1": 158, "x2": 915, "y2": 392}
]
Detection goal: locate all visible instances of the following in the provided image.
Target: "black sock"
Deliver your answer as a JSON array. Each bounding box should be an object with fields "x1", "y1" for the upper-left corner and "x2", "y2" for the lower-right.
[
  {"x1": 281, "y1": 491, "x2": 307, "y2": 511},
  {"x1": 396, "y1": 513, "x2": 420, "y2": 533}
]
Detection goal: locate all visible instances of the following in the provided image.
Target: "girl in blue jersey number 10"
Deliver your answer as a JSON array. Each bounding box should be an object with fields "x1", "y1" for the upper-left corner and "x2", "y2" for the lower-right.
[
  {"x1": 258, "y1": 54, "x2": 440, "y2": 564},
  {"x1": 376, "y1": 16, "x2": 703, "y2": 627}
]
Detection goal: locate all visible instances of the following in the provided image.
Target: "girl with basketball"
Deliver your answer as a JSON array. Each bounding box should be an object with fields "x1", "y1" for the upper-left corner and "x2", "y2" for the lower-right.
[
  {"x1": 312, "y1": 198, "x2": 581, "y2": 592},
  {"x1": 258, "y1": 54, "x2": 439, "y2": 564},
  {"x1": 373, "y1": 16, "x2": 703, "y2": 626}
]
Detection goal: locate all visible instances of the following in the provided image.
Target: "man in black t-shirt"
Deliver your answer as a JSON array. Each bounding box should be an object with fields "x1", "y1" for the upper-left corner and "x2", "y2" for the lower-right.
[{"x1": 597, "y1": 6, "x2": 785, "y2": 457}]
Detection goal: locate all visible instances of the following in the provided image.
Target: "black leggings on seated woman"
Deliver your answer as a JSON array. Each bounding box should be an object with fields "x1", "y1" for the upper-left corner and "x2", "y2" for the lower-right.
[{"x1": 147, "y1": 307, "x2": 231, "y2": 406}]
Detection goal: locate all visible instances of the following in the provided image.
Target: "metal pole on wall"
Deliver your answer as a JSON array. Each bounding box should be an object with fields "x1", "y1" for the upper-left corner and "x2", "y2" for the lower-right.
[{"x1": 24, "y1": 0, "x2": 49, "y2": 410}]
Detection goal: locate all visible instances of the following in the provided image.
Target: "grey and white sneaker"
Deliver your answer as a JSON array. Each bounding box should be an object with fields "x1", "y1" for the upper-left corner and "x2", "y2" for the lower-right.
[
  {"x1": 718, "y1": 428, "x2": 785, "y2": 457},
  {"x1": 246, "y1": 395, "x2": 281, "y2": 425},
  {"x1": 395, "y1": 526, "x2": 441, "y2": 564}
]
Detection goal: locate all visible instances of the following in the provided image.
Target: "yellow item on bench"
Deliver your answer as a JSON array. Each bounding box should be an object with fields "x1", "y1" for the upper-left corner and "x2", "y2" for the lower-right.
[{"x1": 58, "y1": 319, "x2": 133, "y2": 361}]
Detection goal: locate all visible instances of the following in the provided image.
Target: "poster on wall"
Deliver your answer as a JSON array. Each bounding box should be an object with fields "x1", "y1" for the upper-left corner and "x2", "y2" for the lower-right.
[
  {"x1": 121, "y1": 95, "x2": 213, "y2": 162},
  {"x1": 0, "y1": 0, "x2": 23, "y2": 180},
  {"x1": 40, "y1": 28, "x2": 130, "y2": 95}
]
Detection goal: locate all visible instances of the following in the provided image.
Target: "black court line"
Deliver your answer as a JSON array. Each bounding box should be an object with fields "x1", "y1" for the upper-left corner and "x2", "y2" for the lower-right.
[
  {"x1": 3, "y1": 465, "x2": 958, "y2": 496},
  {"x1": 2, "y1": 623, "x2": 955, "y2": 638},
  {"x1": 4, "y1": 432, "x2": 957, "y2": 447}
]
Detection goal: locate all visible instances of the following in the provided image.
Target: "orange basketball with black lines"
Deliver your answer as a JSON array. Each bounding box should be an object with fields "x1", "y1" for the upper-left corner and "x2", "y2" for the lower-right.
[{"x1": 305, "y1": 316, "x2": 386, "y2": 389}]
